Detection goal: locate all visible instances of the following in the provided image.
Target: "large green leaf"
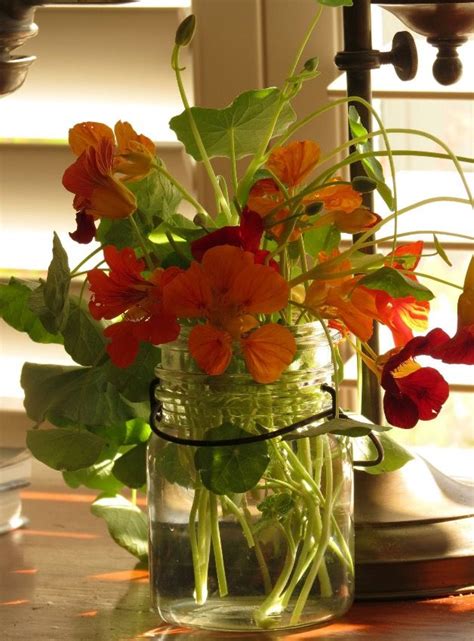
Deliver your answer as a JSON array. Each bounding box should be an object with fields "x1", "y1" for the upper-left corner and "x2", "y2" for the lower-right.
[
  {"x1": 354, "y1": 432, "x2": 413, "y2": 474},
  {"x1": 194, "y1": 422, "x2": 270, "y2": 495},
  {"x1": 105, "y1": 343, "x2": 161, "y2": 403},
  {"x1": 62, "y1": 297, "x2": 106, "y2": 366},
  {"x1": 128, "y1": 165, "x2": 182, "y2": 222},
  {"x1": 170, "y1": 88, "x2": 296, "y2": 161},
  {"x1": 63, "y1": 444, "x2": 123, "y2": 493},
  {"x1": 112, "y1": 443, "x2": 147, "y2": 489},
  {"x1": 95, "y1": 218, "x2": 136, "y2": 250},
  {"x1": 26, "y1": 427, "x2": 105, "y2": 471},
  {"x1": 21, "y1": 363, "x2": 148, "y2": 428},
  {"x1": 0, "y1": 278, "x2": 63, "y2": 344},
  {"x1": 359, "y1": 266, "x2": 434, "y2": 301},
  {"x1": 155, "y1": 442, "x2": 193, "y2": 488},
  {"x1": 91, "y1": 494, "x2": 148, "y2": 561}
]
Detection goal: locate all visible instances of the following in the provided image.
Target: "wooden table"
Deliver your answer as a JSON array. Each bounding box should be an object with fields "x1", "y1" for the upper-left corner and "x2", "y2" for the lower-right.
[{"x1": 2, "y1": 472, "x2": 473, "y2": 641}]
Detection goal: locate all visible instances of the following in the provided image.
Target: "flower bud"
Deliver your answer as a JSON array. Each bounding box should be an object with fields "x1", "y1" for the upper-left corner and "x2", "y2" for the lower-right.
[
  {"x1": 305, "y1": 201, "x2": 323, "y2": 215},
  {"x1": 175, "y1": 14, "x2": 196, "y2": 47},
  {"x1": 304, "y1": 57, "x2": 319, "y2": 72},
  {"x1": 352, "y1": 176, "x2": 377, "y2": 193}
]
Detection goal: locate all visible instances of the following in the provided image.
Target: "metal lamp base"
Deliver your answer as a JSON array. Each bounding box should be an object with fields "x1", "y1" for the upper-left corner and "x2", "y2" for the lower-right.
[{"x1": 354, "y1": 453, "x2": 474, "y2": 599}]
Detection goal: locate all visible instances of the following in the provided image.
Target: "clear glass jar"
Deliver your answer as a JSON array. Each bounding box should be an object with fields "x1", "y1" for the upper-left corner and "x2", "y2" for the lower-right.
[{"x1": 148, "y1": 323, "x2": 354, "y2": 632}]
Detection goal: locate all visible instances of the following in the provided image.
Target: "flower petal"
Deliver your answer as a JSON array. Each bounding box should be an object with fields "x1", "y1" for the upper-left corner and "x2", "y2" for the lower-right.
[
  {"x1": 191, "y1": 227, "x2": 242, "y2": 262},
  {"x1": 308, "y1": 179, "x2": 362, "y2": 213},
  {"x1": 103, "y1": 321, "x2": 141, "y2": 368},
  {"x1": 383, "y1": 390, "x2": 419, "y2": 429},
  {"x1": 163, "y1": 261, "x2": 212, "y2": 318},
  {"x1": 397, "y1": 367, "x2": 449, "y2": 421},
  {"x1": 201, "y1": 245, "x2": 255, "y2": 296},
  {"x1": 241, "y1": 324, "x2": 296, "y2": 384},
  {"x1": 69, "y1": 210, "x2": 97, "y2": 244},
  {"x1": 189, "y1": 324, "x2": 233, "y2": 376},
  {"x1": 231, "y1": 263, "x2": 290, "y2": 314},
  {"x1": 69, "y1": 121, "x2": 114, "y2": 156},
  {"x1": 431, "y1": 325, "x2": 474, "y2": 365},
  {"x1": 267, "y1": 140, "x2": 320, "y2": 187}
]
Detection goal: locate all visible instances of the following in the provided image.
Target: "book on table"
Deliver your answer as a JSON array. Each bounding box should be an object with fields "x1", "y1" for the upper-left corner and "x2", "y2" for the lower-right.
[{"x1": 0, "y1": 448, "x2": 32, "y2": 534}]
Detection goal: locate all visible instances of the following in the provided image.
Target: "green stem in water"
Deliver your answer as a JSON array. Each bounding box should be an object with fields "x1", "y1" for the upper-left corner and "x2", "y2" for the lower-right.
[
  {"x1": 209, "y1": 494, "x2": 228, "y2": 597},
  {"x1": 188, "y1": 488, "x2": 206, "y2": 605},
  {"x1": 290, "y1": 435, "x2": 334, "y2": 625}
]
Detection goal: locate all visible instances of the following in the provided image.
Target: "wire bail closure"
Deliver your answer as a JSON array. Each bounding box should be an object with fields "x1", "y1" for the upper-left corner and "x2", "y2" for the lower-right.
[{"x1": 148, "y1": 378, "x2": 383, "y2": 467}]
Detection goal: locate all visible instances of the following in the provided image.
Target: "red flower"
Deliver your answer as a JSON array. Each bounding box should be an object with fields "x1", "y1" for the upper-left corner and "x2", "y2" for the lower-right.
[
  {"x1": 69, "y1": 210, "x2": 97, "y2": 244},
  {"x1": 88, "y1": 246, "x2": 180, "y2": 367},
  {"x1": 191, "y1": 207, "x2": 278, "y2": 270},
  {"x1": 381, "y1": 328, "x2": 451, "y2": 428},
  {"x1": 431, "y1": 325, "x2": 474, "y2": 365}
]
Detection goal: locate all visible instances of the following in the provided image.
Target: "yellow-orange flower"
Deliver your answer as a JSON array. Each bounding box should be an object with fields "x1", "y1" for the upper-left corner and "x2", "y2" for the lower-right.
[
  {"x1": 62, "y1": 137, "x2": 137, "y2": 220},
  {"x1": 163, "y1": 245, "x2": 296, "y2": 383},
  {"x1": 63, "y1": 120, "x2": 156, "y2": 235},
  {"x1": 267, "y1": 140, "x2": 320, "y2": 187},
  {"x1": 311, "y1": 206, "x2": 381, "y2": 234},
  {"x1": 69, "y1": 121, "x2": 114, "y2": 156},
  {"x1": 114, "y1": 121, "x2": 156, "y2": 181},
  {"x1": 304, "y1": 252, "x2": 377, "y2": 341},
  {"x1": 308, "y1": 178, "x2": 362, "y2": 213}
]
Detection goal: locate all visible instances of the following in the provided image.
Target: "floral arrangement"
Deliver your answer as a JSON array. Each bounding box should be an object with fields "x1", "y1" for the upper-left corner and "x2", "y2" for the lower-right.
[{"x1": 1, "y1": 6, "x2": 473, "y2": 629}]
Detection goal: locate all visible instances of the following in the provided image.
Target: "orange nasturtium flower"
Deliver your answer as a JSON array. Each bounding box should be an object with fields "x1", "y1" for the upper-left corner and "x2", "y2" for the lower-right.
[
  {"x1": 163, "y1": 245, "x2": 297, "y2": 383},
  {"x1": 88, "y1": 246, "x2": 180, "y2": 367},
  {"x1": 63, "y1": 121, "x2": 155, "y2": 243},
  {"x1": 304, "y1": 252, "x2": 377, "y2": 342},
  {"x1": 266, "y1": 140, "x2": 320, "y2": 187},
  {"x1": 247, "y1": 141, "x2": 321, "y2": 243},
  {"x1": 308, "y1": 178, "x2": 362, "y2": 214}
]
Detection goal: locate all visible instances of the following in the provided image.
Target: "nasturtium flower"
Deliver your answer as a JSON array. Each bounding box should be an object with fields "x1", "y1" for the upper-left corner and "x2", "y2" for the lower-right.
[
  {"x1": 69, "y1": 121, "x2": 114, "y2": 156},
  {"x1": 266, "y1": 140, "x2": 320, "y2": 187},
  {"x1": 307, "y1": 178, "x2": 362, "y2": 214},
  {"x1": 63, "y1": 120, "x2": 155, "y2": 242},
  {"x1": 430, "y1": 256, "x2": 474, "y2": 365},
  {"x1": 63, "y1": 137, "x2": 137, "y2": 221},
  {"x1": 191, "y1": 207, "x2": 278, "y2": 269},
  {"x1": 304, "y1": 252, "x2": 377, "y2": 341},
  {"x1": 372, "y1": 241, "x2": 430, "y2": 346},
  {"x1": 310, "y1": 206, "x2": 381, "y2": 235},
  {"x1": 87, "y1": 246, "x2": 180, "y2": 367},
  {"x1": 381, "y1": 329, "x2": 450, "y2": 428},
  {"x1": 69, "y1": 210, "x2": 97, "y2": 245},
  {"x1": 247, "y1": 178, "x2": 283, "y2": 217},
  {"x1": 371, "y1": 290, "x2": 429, "y2": 347},
  {"x1": 113, "y1": 121, "x2": 156, "y2": 181},
  {"x1": 247, "y1": 141, "x2": 321, "y2": 243},
  {"x1": 163, "y1": 245, "x2": 296, "y2": 383}
]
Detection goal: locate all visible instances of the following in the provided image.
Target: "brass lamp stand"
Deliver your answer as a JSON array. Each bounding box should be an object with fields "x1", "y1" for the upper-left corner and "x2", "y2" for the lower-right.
[{"x1": 335, "y1": 0, "x2": 474, "y2": 599}]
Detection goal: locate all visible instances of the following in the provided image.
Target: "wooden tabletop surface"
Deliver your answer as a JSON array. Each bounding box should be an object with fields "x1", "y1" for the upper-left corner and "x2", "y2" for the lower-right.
[{"x1": 1, "y1": 473, "x2": 473, "y2": 641}]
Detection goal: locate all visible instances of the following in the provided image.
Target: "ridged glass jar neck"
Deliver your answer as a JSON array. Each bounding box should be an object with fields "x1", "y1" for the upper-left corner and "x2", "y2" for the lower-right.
[{"x1": 155, "y1": 323, "x2": 336, "y2": 437}]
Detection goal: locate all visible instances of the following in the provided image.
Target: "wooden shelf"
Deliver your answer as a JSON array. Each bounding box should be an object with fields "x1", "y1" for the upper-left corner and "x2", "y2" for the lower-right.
[{"x1": 1, "y1": 475, "x2": 473, "y2": 640}]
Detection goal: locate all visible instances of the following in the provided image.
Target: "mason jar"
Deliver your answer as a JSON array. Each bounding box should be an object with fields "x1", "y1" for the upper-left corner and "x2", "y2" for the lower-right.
[{"x1": 148, "y1": 322, "x2": 354, "y2": 631}]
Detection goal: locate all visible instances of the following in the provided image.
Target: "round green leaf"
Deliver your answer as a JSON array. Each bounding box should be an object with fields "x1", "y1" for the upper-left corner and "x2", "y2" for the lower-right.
[
  {"x1": 27, "y1": 428, "x2": 105, "y2": 471},
  {"x1": 194, "y1": 422, "x2": 270, "y2": 495}
]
